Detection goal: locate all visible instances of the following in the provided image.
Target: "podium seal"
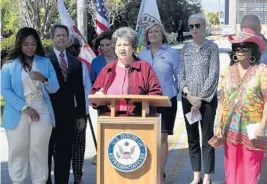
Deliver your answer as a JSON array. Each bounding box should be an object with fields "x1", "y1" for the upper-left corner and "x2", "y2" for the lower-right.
[{"x1": 107, "y1": 132, "x2": 147, "y2": 172}]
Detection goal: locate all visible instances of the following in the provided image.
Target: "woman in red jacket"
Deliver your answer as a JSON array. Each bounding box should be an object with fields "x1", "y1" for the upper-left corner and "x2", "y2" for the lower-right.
[{"x1": 91, "y1": 27, "x2": 162, "y2": 115}]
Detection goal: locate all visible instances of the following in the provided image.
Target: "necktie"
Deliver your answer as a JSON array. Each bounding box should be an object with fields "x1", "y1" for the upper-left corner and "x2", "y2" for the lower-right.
[{"x1": 59, "y1": 52, "x2": 68, "y2": 81}]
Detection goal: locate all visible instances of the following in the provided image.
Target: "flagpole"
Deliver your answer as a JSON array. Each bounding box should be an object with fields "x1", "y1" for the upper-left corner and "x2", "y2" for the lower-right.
[{"x1": 77, "y1": 0, "x2": 87, "y2": 42}]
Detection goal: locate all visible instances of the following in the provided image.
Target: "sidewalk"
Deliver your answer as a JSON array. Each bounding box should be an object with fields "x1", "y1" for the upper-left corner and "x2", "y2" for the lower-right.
[{"x1": 1, "y1": 100, "x2": 226, "y2": 184}]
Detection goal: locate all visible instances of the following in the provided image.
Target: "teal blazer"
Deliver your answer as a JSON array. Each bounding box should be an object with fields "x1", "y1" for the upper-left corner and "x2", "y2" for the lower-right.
[{"x1": 1, "y1": 55, "x2": 59, "y2": 129}]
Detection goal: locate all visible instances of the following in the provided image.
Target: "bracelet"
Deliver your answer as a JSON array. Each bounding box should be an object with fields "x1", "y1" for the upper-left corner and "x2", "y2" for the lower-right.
[
  {"x1": 21, "y1": 105, "x2": 29, "y2": 112},
  {"x1": 215, "y1": 125, "x2": 223, "y2": 129},
  {"x1": 42, "y1": 78, "x2": 49, "y2": 85}
]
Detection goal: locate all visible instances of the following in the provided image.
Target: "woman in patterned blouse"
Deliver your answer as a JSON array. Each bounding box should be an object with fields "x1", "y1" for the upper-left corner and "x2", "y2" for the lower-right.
[
  {"x1": 215, "y1": 28, "x2": 267, "y2": 184},
  {"x1": 179, "y1": 13, "x2": 220, "y2": 184},
  {"x1": 138, "y1": 23, "x2": 180, "y2": 184}
]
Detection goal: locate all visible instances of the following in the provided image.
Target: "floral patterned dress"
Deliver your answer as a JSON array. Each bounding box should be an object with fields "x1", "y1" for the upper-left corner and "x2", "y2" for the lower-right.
[{"x1": 218, "y1": 64, "x2": 267, "y2": 151}]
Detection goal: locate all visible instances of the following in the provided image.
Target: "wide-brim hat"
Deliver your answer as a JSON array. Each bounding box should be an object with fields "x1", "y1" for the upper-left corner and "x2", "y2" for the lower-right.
[{"x1": 228, "y1": 28, "x2": 266, "y2": 52}]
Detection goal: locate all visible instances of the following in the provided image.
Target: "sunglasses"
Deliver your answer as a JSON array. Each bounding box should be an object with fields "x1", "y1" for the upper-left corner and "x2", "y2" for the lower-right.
[
  {"x1": 188, "y1": 24, "x2": 201, "y2": 30},
  {"x1": 232, "y1": 43, "x2": 254, "y2": 52},
  {"x1": 232, "y1": 47, "x2": 250, "y2": 52}
]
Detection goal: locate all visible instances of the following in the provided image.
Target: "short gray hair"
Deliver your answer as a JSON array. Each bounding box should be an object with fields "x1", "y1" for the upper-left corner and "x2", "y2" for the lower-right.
[
  {"x1": 188, "y1": 13, "x2": 206, "y2": 27},
  {"x1": 112, "y1": 27, "x2": 138, "y2": 50},
  {"x1": 142, "y1": 23, "x2": 168, "y2": 46}
]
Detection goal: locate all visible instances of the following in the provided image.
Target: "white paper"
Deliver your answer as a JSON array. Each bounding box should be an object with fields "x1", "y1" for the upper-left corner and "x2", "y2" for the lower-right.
[
  {"x1": 246, "y1": 123, "x2": 267, "y2": 140},
  {"x1": 185, "y1": 109, "x2": 202, "y2": 125},
  {"x1": 246, "y1": 123, "x2": 260, "y2": 140}
]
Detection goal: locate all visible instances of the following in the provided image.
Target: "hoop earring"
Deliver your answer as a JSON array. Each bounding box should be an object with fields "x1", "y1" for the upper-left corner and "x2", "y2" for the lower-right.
[
  {"x1": 233, "y1": 55, "x2": 239, "y2": 63},
  {"x1": 250, "y1": 56, "x2": 256, "y2": 64}
]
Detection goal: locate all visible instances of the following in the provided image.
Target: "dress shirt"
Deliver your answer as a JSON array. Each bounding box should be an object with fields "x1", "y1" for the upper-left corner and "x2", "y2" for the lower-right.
[
  {"x1": 53, "y1": 48, "x2": 68, "y2": 68},
  {"x1": 179, "y1": 39, "x2": 220, "y2": 102},
  {"x1": 138, "y1": 44, "x2": 180, "y2": 99}
]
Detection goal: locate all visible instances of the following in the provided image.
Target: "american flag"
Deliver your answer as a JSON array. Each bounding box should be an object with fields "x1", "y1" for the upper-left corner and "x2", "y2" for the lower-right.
[{"x1": 96, "y1": 0, "x2": 109, "y2": 35}]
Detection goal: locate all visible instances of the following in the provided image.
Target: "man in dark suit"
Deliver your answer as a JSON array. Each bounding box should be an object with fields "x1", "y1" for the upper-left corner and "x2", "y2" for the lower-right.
[{"x1": 46, "y1": 24, "x2": 86, "y2": 184}]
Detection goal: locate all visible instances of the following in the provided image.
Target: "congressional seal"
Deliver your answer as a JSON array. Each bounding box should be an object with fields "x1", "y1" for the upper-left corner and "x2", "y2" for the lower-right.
[{"x1": 107, "y1": 132, "x2": 147, "y2": 172}]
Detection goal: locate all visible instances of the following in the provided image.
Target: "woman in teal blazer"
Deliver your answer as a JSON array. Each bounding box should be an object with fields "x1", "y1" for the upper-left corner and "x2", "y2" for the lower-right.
[{"x1": 1, "y1": 27, "x2": 59, "y2": 183}]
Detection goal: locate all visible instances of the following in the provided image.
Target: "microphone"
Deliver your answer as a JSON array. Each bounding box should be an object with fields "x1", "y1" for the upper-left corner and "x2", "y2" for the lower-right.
[
  {"x1": 126, "y1": 64, "x2": 132, "y2": 94},
  {"x1": 126, "y1": 64, "x2": 132, "y2": 115},
  {"x1": 124, "y1": 64, "x2": 130, "y2": 68}
]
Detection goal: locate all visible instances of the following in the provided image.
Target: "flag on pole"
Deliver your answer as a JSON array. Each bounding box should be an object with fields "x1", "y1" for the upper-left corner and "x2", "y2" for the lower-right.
[
  {"x1": 96, "y1": 0, "x2": 109, "y2": 35},
  {"x1": 136, "y1": 0, "x2": 161, "y2": 53},
  {"x1": 57, "y1": 0, "x2": 96, "y2": 68}
]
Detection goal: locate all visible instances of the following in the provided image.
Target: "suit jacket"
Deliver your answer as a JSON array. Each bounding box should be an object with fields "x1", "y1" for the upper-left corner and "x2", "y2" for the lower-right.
[
  {"x1": 178, "y1": 23, "x2": 184, "y2": 32},
  {"x1": 1, "y1": 55, "x2": 59, "y2": 129},
  {"x1": 48, "y1": 51, "x2": 86, "y2": 127}
]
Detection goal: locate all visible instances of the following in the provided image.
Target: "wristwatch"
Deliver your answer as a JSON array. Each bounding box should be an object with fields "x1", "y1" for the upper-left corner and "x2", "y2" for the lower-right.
[{"x1": 42, "y1": 77, "x2": 48, "y2": 85}]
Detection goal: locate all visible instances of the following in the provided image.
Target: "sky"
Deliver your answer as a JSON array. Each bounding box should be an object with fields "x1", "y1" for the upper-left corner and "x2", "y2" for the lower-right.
[{"x1": 201, "y1": 0, "x2": 225, "y2": 13}]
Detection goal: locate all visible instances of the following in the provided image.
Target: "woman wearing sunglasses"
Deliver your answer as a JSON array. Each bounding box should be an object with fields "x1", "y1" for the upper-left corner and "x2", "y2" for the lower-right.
[
  {"x1": 215, "y1": 28, "x2": 267, "y2": 184},
  {"x1": 179, "y1": 13, "x2": 220, "y2": 184}
]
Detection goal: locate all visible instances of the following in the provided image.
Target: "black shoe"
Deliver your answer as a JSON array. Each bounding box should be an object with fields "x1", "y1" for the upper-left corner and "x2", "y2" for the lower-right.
[
  {"x1": 202, "y1": 179, "x2": 212, "y2": 184},
  {"x1": 163, "y1": 172, "x2": 166, "y2": 180}
]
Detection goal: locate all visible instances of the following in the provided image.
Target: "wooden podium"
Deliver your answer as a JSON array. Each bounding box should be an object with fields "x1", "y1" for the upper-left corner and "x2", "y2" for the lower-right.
[{"x1": 89, "y1": 95, "x2": 171, "y2": 184}]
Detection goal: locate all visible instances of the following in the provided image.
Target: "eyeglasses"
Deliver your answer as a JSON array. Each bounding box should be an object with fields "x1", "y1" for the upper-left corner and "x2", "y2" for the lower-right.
[
  {"x1": 232, "y1": 47, "x2": 250, "y2": 52},
  {"x1": 188, "y1": 24, "x2": 201, "y2": 30}
]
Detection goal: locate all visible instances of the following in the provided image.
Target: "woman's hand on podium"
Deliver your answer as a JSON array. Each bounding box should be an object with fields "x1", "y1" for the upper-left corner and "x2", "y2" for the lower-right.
[{"x1": 95, "y1": 88, "x2": 104, "y2": 95}]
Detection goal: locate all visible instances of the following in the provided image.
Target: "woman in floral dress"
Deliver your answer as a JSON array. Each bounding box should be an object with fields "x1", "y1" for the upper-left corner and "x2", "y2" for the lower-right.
[{"x1": 215, "y1": 28, "x2": 267, "y2": 184}]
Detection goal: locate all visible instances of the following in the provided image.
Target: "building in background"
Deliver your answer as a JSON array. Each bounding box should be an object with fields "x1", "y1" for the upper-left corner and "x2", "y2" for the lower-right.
[{"x1": 225, "y1": 0, "x2": 267, "y2": 25}]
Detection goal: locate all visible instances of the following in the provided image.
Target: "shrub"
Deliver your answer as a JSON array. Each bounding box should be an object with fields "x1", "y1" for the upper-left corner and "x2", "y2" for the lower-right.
[
  {"x1": 0, "y1": 34, "x2": 16, "y2": 53},
  {"x1": 1, "y1": 35, "x2": 53, "y2": 58}
]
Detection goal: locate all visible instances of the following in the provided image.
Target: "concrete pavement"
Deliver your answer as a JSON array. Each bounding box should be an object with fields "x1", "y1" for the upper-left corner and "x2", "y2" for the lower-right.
[{"x1": 0, "y1": 37, "x2": 231, "y2": 184}]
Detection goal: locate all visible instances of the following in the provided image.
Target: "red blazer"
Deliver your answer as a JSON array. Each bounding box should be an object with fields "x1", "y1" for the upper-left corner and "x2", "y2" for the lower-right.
[{"x1": 91, "y1": 58, "x2": 162, "y2": 115}]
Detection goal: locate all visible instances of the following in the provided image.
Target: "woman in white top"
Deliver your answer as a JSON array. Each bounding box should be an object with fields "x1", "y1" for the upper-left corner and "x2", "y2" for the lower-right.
[{"x1": 1, "y1": 27, "x2": 59, "y2": 183}]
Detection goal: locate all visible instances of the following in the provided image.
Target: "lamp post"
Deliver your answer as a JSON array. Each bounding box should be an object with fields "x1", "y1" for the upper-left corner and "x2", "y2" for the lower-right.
[
  {"x1": 217, "y1": 0, "x2": 221, "y2": 26},
  {"x1": 217, "y1": 0, "x2": 222, "y2": 42}
]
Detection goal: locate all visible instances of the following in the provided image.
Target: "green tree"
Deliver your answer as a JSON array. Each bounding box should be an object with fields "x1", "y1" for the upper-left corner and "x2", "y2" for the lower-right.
[
  {"x1": 1, "y1": 0, "x2": 20, "y2": 37},
  {"x1": 19, "y1": 0, "x2": 76, "y2": 38},
  {"x1": 207, "y1": 12, "x2": 220, "y2": 25},
  {"x1": 19, "y1": 0, "x2": 58, "y2": 38},
  {"x1": 157, "y1": 0, "x2": 201, "y2": 32}
]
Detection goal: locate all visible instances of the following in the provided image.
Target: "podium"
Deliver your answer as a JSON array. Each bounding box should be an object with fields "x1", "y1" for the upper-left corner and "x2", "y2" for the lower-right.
[{"x1": 89, "y1": 95, "x2": 171, "y2": 184}]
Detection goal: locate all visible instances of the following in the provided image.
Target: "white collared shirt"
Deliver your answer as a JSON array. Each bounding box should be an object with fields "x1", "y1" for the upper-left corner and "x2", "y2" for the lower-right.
[{"x1": 53, "y1": 48, "x2": 68, "y2": 68}]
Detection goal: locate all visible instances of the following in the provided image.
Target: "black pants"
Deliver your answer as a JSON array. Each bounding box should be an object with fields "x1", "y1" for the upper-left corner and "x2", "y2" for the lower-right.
[
  {"x1": 182, "y1": 96, "x2": 218, "y2": 174},
  {"x1": 71, "y1": 121, "x2": 87, "y2": 182},
  {"x1": 47, "y1": 122, "x2": 75, "y2": 184},
  {"x1": 177, "y1": 31, "x2": 184, "y2": 42}
]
